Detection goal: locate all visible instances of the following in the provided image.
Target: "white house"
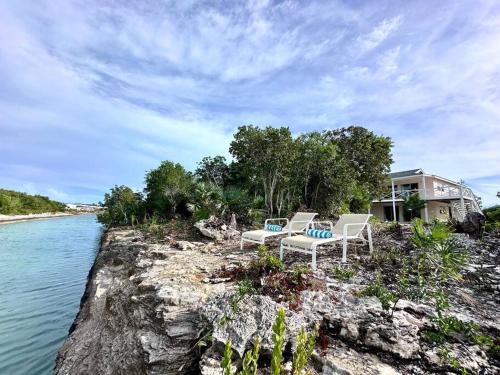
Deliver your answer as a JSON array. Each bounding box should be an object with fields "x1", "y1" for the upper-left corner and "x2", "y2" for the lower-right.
[{"x1": 370, "y1": 169, "x2": 482, "y2": 223}]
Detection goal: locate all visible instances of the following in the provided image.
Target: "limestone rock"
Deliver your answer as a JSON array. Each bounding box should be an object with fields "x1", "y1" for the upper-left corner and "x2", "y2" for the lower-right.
[
  {"x1": 315, "y1": 344, "x2": 401, "y2": 375},
  {"x1": 194, "y1": 216, "x2": 240, "y2": 241},
  {"x1": 201, "y1": 293, "x2": 307, "y2": 357}
]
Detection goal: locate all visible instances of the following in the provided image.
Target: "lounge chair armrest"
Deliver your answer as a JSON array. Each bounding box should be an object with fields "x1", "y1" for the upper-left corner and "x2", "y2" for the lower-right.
[
  {"x1": 310, "y1": 221, "x2": 334, "y2": 232},
  {"x1": 264, "y1": 218, "x2": 289, "y2": 227},
  {"x1": 342, "y1": 222, "x2": 367, "y2": 237}
]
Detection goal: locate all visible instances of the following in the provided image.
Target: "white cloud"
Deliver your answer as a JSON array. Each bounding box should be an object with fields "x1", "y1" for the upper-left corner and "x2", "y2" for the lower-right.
[
  {"x1": 357, "y1": 15, "x2": 403, "y2": 53},
  {"x1": 0, "y1": 0, "x2": 499, "y2": 206}
]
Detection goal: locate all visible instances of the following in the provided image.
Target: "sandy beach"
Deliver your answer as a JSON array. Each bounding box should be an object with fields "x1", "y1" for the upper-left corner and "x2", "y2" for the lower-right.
[{"x1": 0, "y1": 212, "x2": 73, "y2": 225}]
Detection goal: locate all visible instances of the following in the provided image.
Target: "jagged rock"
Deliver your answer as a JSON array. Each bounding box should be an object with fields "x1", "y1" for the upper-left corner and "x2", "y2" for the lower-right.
[
  {"x1": 201, "y1": 293, "x2": 307, "y2": 357},
  {"x1": 319, "y1": 292, "x2": 422, "y2": 359},
  {"x1": 54, "y1": 229, "x2": 229, "y2": 375},
  {"x1": 460, "y1": 212, "x2": 486, "y2": 238},
  {"x1": 314, "y1": 344, "x2": 401, "y2": 375},
  {"x1": 195, "y1": 216, "x2": 240, "y2": 241},
  {"x1": 423, "y1": 343, "x2": 491, "y2": 374}
]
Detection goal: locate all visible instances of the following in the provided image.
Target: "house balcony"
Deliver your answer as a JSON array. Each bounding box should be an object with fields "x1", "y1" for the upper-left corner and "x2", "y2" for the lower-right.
[{"x1": 374, "y1": 186, "x2": 477, "y2": 202}]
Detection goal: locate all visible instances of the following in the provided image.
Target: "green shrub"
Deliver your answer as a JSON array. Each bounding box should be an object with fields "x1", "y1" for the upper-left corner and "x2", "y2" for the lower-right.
[
  {"x1": 271, "y1": 308, "x2": 286, "y2": 375},
  {"x1": 230, "y1": 279, "x2": 256, "y2": 312},
  {"x1": 331, "y1": 266, "x2": 356, "y2": 281},
  {"x1": 222, "y1": 339, "x2": 233, "y2": 375},
  {"x1": 359, "y1": 275, "x2": 395, "y2": 311},
  {"x1": 292, "y1": 323, "x2": 319, "y2": 375},
  {"x1": 483, "y1": 205, "x2": 500, "y2": 232}
]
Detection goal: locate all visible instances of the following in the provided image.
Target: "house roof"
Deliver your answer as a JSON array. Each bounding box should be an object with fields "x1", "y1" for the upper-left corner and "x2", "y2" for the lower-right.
[
  {"x1": 389, "y1": 168, "x2": 460, "y2": 186},
  {"x1": 389, "y1": 169, "x2": 423, "y2": 179}
]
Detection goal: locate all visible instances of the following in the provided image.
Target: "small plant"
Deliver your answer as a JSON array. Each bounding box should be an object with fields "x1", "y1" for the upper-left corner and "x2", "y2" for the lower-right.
[
  {"x1": 359, "y1": 274, "x2": 395, "y2": 311},
  {"x1": 250, "y1": 245, "x2": 284, "y2": 274},
  {"x1": 240, "y1": 336, "x2": 261, "y2": 375},
  {"x1": 438, "y1": 346, "x2": 468, "y2": 374},
  {"x1": 222, "y1": 339, "x2": 233, "y2": 375},
  {"x1": 221, "y1": 309, "x2": 318, "y2": 375},
  {"x1": 292, "y1": 323, "x2": 319, "y2": 375},
  {"x1": 271, "y1": 308, "x2": 286, "y2": 375},
  {"x1": 291, "y1": 265, "x2": 311, "y2": 285},
  {"x1": 331, "y1": 265, "x2": 355, "y2": 281},
  {"x1": 231, "y1": 279, "x2": 256, "y2": 312}
]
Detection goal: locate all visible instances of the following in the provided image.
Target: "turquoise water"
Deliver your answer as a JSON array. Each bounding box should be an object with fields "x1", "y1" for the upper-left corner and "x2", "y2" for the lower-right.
[{"x1": 0, "y1": 215, "x2": 102, "y2": 375}]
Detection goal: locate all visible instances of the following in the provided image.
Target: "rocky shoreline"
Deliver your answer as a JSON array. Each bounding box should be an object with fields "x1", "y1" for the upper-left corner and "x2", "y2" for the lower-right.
[{"x1": 54, "y1": 223, "x2": 499, "y2": 374}]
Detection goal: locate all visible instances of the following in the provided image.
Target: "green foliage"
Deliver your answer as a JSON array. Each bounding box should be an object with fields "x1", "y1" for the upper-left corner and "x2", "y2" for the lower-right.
[
  {"x1": 360, "y1": 274, "x2": 396, "y2": 311},
  {"x1": 403, "y1": 193, "x2": 426, "y2": 220},
  {"x1": 230, "y1": 126, "x2": 296, "y2": 217},
  {"x1": 230, "y1": 279, "x2": 256, "y2": 313},
  {"x1": 229, "y1": 125, "x2": 393, "y2": 217},
  {"x1": 97, "y1": 185, "x2": 143, "y2": 227},
  {"x1": 0, "y1": 188, "x2": 66, "y2": 215},
  {"x1": 483, "y1": 205, "x2": 500, "y2": 232},
  {"x1": 292, "y1": 324, "x2": 319, "y2": 375},
  {"x1": 271, "y1": 308, "x2": 286, "y2": 375},
  {"x1": 222, "y1": 339, "x2": 233, "y2": 375},
  {"x1": 220, "y1": 310, "x2": 318, "y2": 375},
  {"x1": 291, "y1": 265, "x2": 311, "y2": 286},
  {"x1": 438, "y1": 346, "x2": 468, "y2": 374},
  {"x1": 190, "y1": 181, "x2": 224, "y2": 218},
  {"x1": 251, "y1": 245, "x2": 284, "y2": 274},
  {"x1": 325, "y1": 126, "x2": 393, "y2": 198},
  {"x1": 195, "y1": 156, "x2": 230, "y2": 187},
  {"x1": 240, "y1": 336, "x2": 261, "y2": 375},
  {"x1": 144, "y1": 160, "x2": 192, "y2": 216},
  {"x1": 331, "y1": 266, "x2": 356, "y2": 281}
]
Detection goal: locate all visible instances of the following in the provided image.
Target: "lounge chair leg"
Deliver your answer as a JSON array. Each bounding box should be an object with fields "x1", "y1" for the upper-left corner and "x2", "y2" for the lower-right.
[
  {"x1": 367, "y1": 224, "x2": 373, "y2": 254},
  {"x1": 240, "y1": 238, "x2": 243, "y2": 250},
  {"x1": 342, "y1": 237, "x2": 347, "y2": 263},
  {"x1": 312, "y1": 246, "x2": 317, "y2": 271},
  {"x1": 280, "y1": 243, "x2": 284, "y2": 261}
]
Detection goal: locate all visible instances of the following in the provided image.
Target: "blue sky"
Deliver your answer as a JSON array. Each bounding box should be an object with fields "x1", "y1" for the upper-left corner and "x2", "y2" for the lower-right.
[{"x1": 0, "y1": 0, "x2": 499, "y2": 206}]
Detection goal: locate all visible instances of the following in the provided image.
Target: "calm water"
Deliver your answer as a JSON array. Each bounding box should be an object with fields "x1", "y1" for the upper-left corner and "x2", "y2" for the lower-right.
[{"x1": 0, "y1": 215, "x2": 102, "y2": 375}]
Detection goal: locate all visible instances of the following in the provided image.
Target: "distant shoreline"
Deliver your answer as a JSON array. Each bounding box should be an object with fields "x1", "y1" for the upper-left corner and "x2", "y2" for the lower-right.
[{"x1": 0, "y1": 212, "x2": 75, "y2": 225}]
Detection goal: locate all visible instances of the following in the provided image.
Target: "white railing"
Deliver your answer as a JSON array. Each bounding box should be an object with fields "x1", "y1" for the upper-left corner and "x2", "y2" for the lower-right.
[{"x1": 378, "y1": 187, "x2": 476, "y2": 201}]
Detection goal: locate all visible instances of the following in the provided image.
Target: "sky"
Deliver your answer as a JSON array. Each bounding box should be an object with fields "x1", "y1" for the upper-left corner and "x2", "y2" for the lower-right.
[{"x1": 0, "y1": 0, "x2": 499, "y2": 206}]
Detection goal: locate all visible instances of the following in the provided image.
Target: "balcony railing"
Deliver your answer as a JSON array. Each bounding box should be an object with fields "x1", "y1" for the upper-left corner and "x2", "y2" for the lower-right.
[{"x1": 377, "y1": 186, "x2": 476, "y2": 201}]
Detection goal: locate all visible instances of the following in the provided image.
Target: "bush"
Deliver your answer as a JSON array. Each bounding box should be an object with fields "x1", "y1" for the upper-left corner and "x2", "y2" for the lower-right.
[
  {"x1": 483, "y1": 205, "x2": 500, "y2": 232},
  {"x1": 97, "y1": 185, "x2": 144, "y2": 227},
  {"x1": 331, "y1": 266, "x2": 356, "y2": 281}
]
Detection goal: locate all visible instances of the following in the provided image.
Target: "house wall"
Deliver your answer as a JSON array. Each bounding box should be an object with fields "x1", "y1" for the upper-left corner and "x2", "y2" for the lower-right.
[
  {"x1": 370, "y1": 202, "x2": 403, "y2": 222},
  {"x1": 426, "y1": 201, "x2": 451, "y2": 221},
  {"x1": 370, "y1": 201, "x2": 450, "y2": 222}
]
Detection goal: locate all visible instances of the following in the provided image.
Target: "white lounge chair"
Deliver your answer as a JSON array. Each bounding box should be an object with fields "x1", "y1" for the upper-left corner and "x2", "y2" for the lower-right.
[
  {"x1": 280, "y1": 214, "x2": 374, "y2": 270},
  {"x1": 240, "y1": 212, "x2": 318, "y2": 250}
]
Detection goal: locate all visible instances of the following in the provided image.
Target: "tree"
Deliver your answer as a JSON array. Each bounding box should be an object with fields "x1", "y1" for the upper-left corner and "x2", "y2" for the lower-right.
[
  {"x1": 97, "y1": 185, "x2": 143, "y2": 226},
  {"x1": 230, "y1": 126, "x2": 295, "y2": 217},
  {"x1": 195, "y1": 156, "x2": 230, "y2": 187},
  {"x1": 325, "y1": 126, "x2": 393, "y2": 198},
  {"x1": 403, "y1": 193, "x2": 426, "y2": 221},
  {"x1": 292, "y1": 132, "x2": 353, "y2": 214},
  {"x1": 144, "y1": 161, "x2": 192, "y2": 217}
]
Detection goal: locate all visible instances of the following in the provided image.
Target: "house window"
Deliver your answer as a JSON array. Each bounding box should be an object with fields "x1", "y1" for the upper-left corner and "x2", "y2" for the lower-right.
[{"x1": 401, "y1": 183, "x2": 418, "y2": 191}]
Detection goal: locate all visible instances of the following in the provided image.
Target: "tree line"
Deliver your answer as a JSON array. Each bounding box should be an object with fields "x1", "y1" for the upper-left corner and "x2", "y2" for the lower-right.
[
  {"x1": 97, "y1": 125, "x2": 393, "y2": 227},
  {"x1": 0, "y1": 189, "x2": 66, "y2": 215}
]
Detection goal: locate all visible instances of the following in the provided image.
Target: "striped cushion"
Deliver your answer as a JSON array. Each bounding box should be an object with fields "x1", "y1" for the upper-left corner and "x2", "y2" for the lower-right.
[
  {"x1": 265, "y1": 224, "x2": 283, "y2": 232},
  {"x1": 306, "y1": 229, "x2": 332, "y2": 238}
]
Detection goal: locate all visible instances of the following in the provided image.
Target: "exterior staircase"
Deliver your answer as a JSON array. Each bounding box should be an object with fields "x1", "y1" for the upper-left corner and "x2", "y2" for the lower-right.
[{"x1": 451, "y1": 194, "x2": 483, "y2": 222}]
